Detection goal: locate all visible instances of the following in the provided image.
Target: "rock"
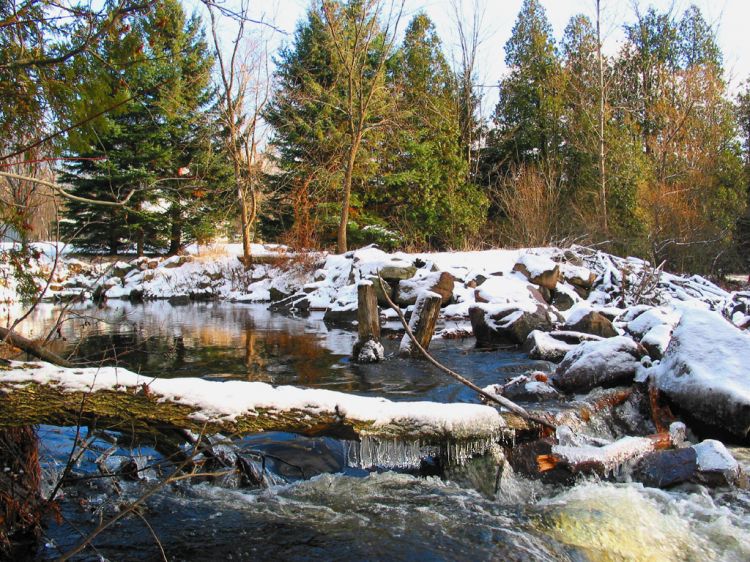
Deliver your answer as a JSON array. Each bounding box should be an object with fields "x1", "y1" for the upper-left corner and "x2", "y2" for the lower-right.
[
  {"x1": 366, "y1": 275, "x2": 393, "y2": 307},
  {"x1": 162, "y1": 255, "x2": 193, "y2": 268},
  {"x1": 483, "y1": 374, "x2": 559, "y2": 402},
  {"x1": 691, "y1": 439, "x2": 742, "y2": 487},
  {"x1": 269, "y1": 286, "x2": 292, "y2": 302},
  {"x1": 513, "y1": 254, "x2": 561, "y2": 290},
  {"x1": 554, "y1": 336, "x2": 648, "y2": 393},
  {"x1": 560, "y1": 263, "x2": 596, "y2": 290},
  {"x1": 395, "y1": 271, "x2": 454, "y2": 306},
  {"x1": 354, "y1": 339, "x2": 385, "y2": 363},
  {"x1": 112, "y1": 261, "x2": 136, "y2": 278},
  {"x1": 470, "y1": 303, "x2": 555, "y2": 346},
  {"x1": 269, "y1": 294, "x2": 311, "y2": 316},
  {"x1": 129, "y1": 289, "x2": 144, "y2": 303},
  {"x1": 168, "y1": 295, "x2": 190, "y2": 306},
  {"x1": 651, "y1": 308, "x2": 750, "y2": 440},
  {"x1": 323, "y1": 307, "x2": 358, "y2": 324},
  {"x1": 566, "y1": 311, "x2": 618, "y2": 338},
  {"x1": 551, "y1": 288, "x2": 575, "y2": 311},
  {"x1": 633, "y1": 447, "x2": 698, "y2": 488},
  {"x1": 521, "y1": 330, "x2": 603, "y2": 362},
  {"x1": 378, "y1": 263, "x2": 417, "y2": 282}
]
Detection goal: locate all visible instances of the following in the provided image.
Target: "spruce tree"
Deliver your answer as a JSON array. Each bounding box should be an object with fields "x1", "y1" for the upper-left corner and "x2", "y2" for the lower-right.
[
  {"x1": 61, "y1": 0, "x2": 223, "y2": 255},
  {"x1": 489, "y1": 0, "x2": 564, "y2": 168},
  {"x1": 378, "y1": 13, "x2": 486, "y2": 249}
]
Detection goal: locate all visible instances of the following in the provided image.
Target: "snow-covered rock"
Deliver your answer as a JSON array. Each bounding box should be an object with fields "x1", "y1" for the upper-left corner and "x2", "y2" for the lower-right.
[
  {"x1": 470, "y1": 303, "x2": 557, "y2": 346},
  {"x1": 513, "y1": 253, "x2": 561, "y2": 290},
  {"x1": 395, "y1": 271, "x2": 454, "y2": 306},
  {"x1": 565, "y1": 310, "x2": 618, "y2": 338},
  {"x1": 523, "y1": 330, "x2": 603, "y2": 362},
  {"x1": 651, "y1": 307, "x2": 750, "y2": 440},
  {"x1": 554, "y1": 336, "x2": 648, "y2": 392}
]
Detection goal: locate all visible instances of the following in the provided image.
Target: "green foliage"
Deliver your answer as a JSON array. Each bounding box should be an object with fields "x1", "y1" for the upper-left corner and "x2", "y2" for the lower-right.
[
  {"x1": 60, "y1": 0, "x2": 228, "y2": 255},
  {"x1": 490, "y1": 0, "x2": 564, "y2": 168}
]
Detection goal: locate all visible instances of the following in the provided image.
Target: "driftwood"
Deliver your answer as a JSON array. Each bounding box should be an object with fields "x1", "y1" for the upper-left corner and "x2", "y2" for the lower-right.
[
  {"x1": 537, "y1": 431, "x2": 675, "y2": 475},
  {"x1": 376, "y1": 274, "x2": 556, "y2": 431},
  {"x1": 399, "y1": 291, "x2": 441, "y2": 358},
  {"x1": 0, "y1": 326, "x2": 73, "y2": 367}
]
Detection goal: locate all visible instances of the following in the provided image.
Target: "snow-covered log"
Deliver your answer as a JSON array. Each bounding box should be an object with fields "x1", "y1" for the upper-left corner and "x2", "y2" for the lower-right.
[{"x1": 0, "y1": 361, "x2": 511, "y2": 444}]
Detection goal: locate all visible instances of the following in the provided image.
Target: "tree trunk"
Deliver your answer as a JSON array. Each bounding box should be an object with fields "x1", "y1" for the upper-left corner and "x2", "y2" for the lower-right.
[
  {"x1": 168, "y1": 206, "x2": 182, "y2": 256},
  {"x1": 399, "y1": 291, "x2": 441, "y2": 358},
  {"x1": 337, "y1": 135, "x2": 361, "y2": 254},
  {"x1": 596, "y1": 0, "x2": 608, "y2": 235},
  {"x1": 0, "y1": 427, "x2": 42, "y2": 560},
  {"x1": 0, "y1": 326, "x2": 73, "y2": 367},
  {"x1": 353, "y1": 282, "x2": 382, "y2": 363}
]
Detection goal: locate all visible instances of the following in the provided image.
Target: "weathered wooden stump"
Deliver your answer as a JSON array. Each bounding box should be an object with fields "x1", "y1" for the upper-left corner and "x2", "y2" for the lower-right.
[
  {"x1": 352, "y1": 281, "x2": 384, "y2": 363},
  {"x1": 399, "y1": 291, "x2": 441, "y2": 358}
]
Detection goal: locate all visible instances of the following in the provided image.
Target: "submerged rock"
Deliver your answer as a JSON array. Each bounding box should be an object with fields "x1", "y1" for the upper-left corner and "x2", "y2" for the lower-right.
[
  {"x1": 633, "y1": 447, "x2": 698, "y2": 488},
  {"x1": 651, "y1": 308, "x2": 750, "y2": 440},
  {"x1": 554, "y1": 336, "x2": 647, "y2": 393}
]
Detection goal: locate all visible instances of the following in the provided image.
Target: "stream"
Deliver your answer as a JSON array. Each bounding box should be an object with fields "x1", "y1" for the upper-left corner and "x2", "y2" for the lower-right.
[{"x1": 14, "y1": 302, "x2": 750, "y2": 560}]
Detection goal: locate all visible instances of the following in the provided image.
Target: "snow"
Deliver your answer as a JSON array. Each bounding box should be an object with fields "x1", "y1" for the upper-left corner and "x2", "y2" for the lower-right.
[
  {"x1": 472, "y1": 275, "x2": 541, "y2": 312},
  {"x1": 650, "y1": 307, "x2": 750, "y2": 438},
  {"x1": 1, "y1": 360, "x2": 506, "y2": 440},
  {"x1": 516, "y1": 252, "x2": 558, "y2": 278},
  {"x1": 692, "y1": 440, "x2": 740, "y2": 474}
]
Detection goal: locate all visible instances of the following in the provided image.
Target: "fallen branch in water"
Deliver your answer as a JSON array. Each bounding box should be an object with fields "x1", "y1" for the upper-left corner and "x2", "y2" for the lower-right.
[
  {"x1": 376, "y1": 274, "x2": 556, "y2": 431},
  {"x1": 0, "y1": 326, "x2": 74, "y2": 367}
]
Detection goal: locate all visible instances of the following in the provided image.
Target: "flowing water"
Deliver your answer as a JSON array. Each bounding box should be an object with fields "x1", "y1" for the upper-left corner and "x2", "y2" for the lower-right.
[{"x1": 11, "y1": 302, "x2": 750, "y2": 560}]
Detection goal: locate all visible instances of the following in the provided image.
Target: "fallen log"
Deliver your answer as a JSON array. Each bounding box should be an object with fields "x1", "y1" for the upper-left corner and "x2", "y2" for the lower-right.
[
  {"x1": 0, "y1": 326, "x2": 73, "y2": 367},
  {"x1": 537, "y1": 429, "x2": 679, "y2": 475},
  {"x1": 0, "y1": 361, "x2": 509, "y2": 445}
]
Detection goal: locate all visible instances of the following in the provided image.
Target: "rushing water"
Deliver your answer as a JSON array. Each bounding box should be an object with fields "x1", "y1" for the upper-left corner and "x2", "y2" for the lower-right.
[{"x1": 11, "y1": 302, "x2": 750, "y2": 560}]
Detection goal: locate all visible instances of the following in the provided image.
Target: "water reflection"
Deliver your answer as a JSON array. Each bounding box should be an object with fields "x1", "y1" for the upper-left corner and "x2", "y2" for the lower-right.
[{"x1": 17, "y1": 301, "x2": 554, "y2": 403}]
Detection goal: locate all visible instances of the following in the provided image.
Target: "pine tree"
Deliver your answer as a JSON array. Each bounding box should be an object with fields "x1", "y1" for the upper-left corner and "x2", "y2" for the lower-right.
[
  {"x1": 61, "y1": 0, "x2": 224, "y2": 255},
  {"x1": 378, "y1": 13, "x2": 486, "y2": 249},
  {"x1": 489, "y1": 0, "x2": 564, "y2": 168}
]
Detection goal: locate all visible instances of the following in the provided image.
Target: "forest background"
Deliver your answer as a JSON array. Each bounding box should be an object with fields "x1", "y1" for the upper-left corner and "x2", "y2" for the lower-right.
[{"x1": 2, "y1": 0, "x2": 750, "y2": 276}]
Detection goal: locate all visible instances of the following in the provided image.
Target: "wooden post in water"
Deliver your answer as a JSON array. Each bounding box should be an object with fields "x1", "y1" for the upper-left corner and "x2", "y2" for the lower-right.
[
  {"x1": 353, "y1": 281, "x2": 384, "y2": 363},
  {"x1": 399, "y1": 291, "x2": 441, "y2": 358}
]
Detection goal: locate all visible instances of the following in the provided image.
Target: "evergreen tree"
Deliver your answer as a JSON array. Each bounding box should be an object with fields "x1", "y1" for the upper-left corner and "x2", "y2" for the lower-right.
[
  {"x1": 489, "y1": 0, "x2": 564, "y2": 168},
  {"x1": 61, "y1": 0, "x2": 224, "y2": 255},
  {"x1": 678, "y1": 5, "x2": 722, "y2": 70},
  {"x1": 377, "y1": 13, "x2": 486, "y2": 249}
]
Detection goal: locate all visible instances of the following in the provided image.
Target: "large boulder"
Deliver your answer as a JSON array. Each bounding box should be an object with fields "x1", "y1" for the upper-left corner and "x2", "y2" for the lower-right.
[
  {"x1": 470, "y1": 303, "x2": 555, "y2": 346},
  {"x1": 378, "y1": 263, "x2": 417, "y2": 282},
  {"x1": 395, "y1": 271, "x2": 454, "y2": 306},
  {"x1": 651, "y1": 308, "x2": 750, "y2": 440},
  {"x1": 554, "y1": 336, "x2": 648, "y2": 393},
  {"x1": 512, "y1": 254, "x2": 560, "y2": 290}
]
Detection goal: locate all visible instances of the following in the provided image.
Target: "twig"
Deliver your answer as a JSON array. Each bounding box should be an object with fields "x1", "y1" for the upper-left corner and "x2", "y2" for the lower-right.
[{"x1": 376, "y1": 274, "x2": 555, "y2": 430}]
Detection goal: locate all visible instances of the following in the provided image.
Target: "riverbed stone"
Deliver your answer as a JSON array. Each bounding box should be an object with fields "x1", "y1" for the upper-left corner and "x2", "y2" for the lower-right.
[
  {"x1": 554, "y1": 336, "x2": 648, "y2": 393},
  {"x1": 633, "y1": 447, "x2": 698, "y2": 488}
]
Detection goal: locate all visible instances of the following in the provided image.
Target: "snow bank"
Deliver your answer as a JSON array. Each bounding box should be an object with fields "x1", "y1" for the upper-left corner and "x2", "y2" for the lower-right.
[{"x1": 650, "y1": 307, "x2": 750, "y2": 439}]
